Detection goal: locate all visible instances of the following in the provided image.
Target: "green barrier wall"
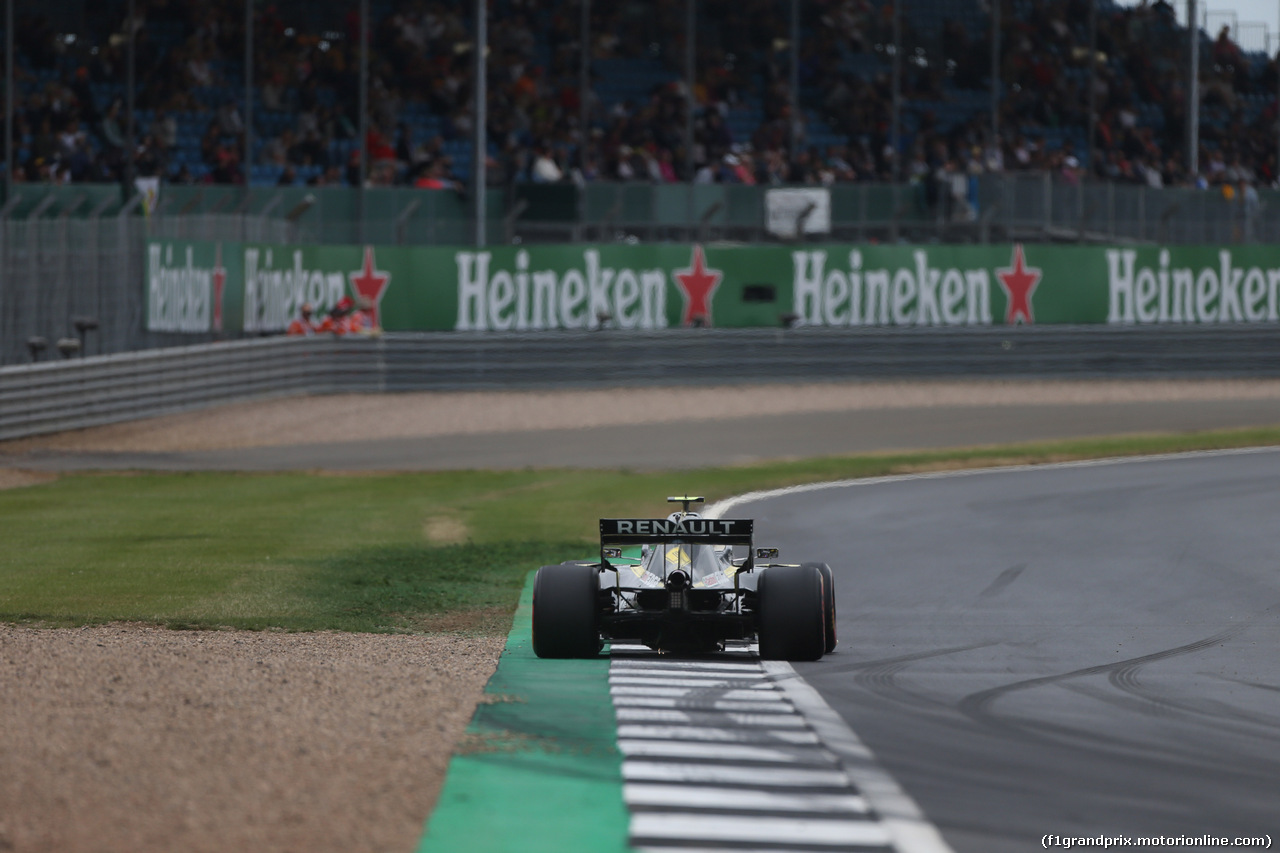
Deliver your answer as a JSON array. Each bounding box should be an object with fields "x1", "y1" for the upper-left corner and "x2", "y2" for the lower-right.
[{"x1": 145, "y1": 240, "x2": 1280, "y2": 333}]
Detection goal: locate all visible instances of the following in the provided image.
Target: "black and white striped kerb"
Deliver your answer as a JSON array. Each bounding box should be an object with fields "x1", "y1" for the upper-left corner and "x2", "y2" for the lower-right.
[{"x1": 609, "y1": 644, "x2": 920, "y2": 853}]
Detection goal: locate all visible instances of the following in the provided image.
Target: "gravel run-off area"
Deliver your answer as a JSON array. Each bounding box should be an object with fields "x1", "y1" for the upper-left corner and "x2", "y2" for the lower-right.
[
  {"x1": 0, "y1": 625, "x2": 503, "y2": 853},
  {"x1": 9, "y1": 378, "x2": 1280, "y2": 454}
]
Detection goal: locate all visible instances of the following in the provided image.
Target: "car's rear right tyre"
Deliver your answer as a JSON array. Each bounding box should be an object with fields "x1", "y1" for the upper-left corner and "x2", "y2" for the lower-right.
[
  {"x1": 805, "y1": 562, "x2": 838, "y2": 654},
  {"x1": 757, "y1": 564, "x2": 826, "y2": 661},
  {"x1": 532, "y1": 563, "x2": 601, "y2": 659}
]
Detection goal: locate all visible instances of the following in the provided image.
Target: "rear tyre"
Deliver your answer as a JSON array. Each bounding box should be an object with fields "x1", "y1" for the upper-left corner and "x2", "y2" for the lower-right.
[
  {"x1": 805, "y1": 562, "x2": 838, "y2": 654},
  {"x1": 757, "y1": 565, "x2": 826, "y2": 661},
  {"x1": 532, "y1": 563, "x2": 601, "y2": 658}
]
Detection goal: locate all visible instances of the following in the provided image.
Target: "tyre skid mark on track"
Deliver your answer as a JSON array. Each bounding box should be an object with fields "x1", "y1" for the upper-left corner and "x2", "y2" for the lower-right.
[
  {"x1": 1070, "y1": 666, "x2": 1280, "y2": 753},
  {"x1": 978, "y1": 564, "x2": 1028, "y2": 598},
  {"x1": 1099, "y1": 604, "x2": 1280, "y2": 738},
  {"x1": 1061, "y1": 679, "x2": 1186, "y2": 723},
  {"x1": 1106, "y1": 664, "x2": 1280, "y2": 734},
  {"x1": 1106, "y1": 664, "x2": 1181, "y2": 719},
  {"x1": 1213, "y1": 673, "x2": 1280, "y2": 695},
  {"x1": 956, "y1": 627, "x2": 1244, "y2": 723},
  {"x1": 825, "y1": 643, "x2": 999, "y2": 715},
  {"x1": 968, "y1": 680, "x2": 1280, "y2": 785},
  {"x1": 1057, "y1": 679, "x2": 1279, "y2": 772},
  {"x1": 944, "y1": 627, "x2": 1280, "y2": 776},
  {"x1": 853, "y1": 659, "x2": 954, "y2": 714},
  {"x1": 817, "y1": 643, "x2": 998, "y2": 678},
  {"x1": 954, "y1": 598, "x2": 1280, "y2": 754}
]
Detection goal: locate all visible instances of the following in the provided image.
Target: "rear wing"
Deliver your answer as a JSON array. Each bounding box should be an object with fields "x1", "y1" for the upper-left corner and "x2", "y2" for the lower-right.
[{"x1": 600, "y1": 518, "x2": 754, "y2": 546}]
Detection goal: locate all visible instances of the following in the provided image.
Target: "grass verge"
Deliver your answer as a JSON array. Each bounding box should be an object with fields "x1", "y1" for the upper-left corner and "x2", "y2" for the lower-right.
[{"x1": 3, "y1": 424, "x2": 1279, "y2": 632}]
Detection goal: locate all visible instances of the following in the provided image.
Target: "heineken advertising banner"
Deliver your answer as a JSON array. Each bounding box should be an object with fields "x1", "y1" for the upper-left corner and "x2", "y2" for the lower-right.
[
  {"x1": 147, "y1": 240, "x2": 240, "y2": 333},
  {"x1": 146, "y1": 240, "x2": 1280, "y2": 333}
]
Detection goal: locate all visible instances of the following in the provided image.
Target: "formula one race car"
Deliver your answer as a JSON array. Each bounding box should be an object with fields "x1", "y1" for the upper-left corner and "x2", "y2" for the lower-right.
[{"x1": 532, "y1": 496, "x2": 836, "y2": 661}]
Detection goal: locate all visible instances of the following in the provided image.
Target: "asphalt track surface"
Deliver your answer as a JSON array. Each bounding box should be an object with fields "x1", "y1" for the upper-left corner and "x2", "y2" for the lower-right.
[
  {"x1": 736, "y1": 451, "x2": 1280, "y2": 853},
  {"x1": 8, "y1": 397, "x2": 1280, "y2": 471}
]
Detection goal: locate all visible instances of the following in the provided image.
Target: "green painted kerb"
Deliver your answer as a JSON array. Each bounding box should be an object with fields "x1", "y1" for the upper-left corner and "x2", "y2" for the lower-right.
[{"x1": 418, "y1": 572, "x2": 631, "y2": 853}]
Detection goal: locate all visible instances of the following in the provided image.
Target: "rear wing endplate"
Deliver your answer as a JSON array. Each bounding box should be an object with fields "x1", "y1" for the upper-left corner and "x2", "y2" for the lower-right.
[{"x1": 600, "y1": 518, "x2": 753, "y2": 545}]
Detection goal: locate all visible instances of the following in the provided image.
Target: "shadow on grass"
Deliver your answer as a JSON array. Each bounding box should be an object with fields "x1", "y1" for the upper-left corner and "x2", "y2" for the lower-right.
[{"x1": 292, "y1": 540, "x2": 591, "y2": 634}]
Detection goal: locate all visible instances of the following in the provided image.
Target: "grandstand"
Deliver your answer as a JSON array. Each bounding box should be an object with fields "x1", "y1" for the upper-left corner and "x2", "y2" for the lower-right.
[{"x1": 2, "y1": 0, "x2": 1279, "y2": 191}]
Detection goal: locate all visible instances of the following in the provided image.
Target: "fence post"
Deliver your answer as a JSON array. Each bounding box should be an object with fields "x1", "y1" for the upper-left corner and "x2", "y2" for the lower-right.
[
  {"x1": 1107, "y1": 181, "x2": 1115, "y2": 240},
  {"x1": 86, "y1": 194, "x2": 115, "y2": 355},
  {"x1": 426, "y1": 191, "x2": 437, "y2": 245},
  {"x1": 0, "y1": 192, "x2": 21, "y2": 363},
  {"x1": 56, "y1": 195, "x2": 87, "y2": 339},
  {"x1": 1003, "y1": 173, "x2": 1014, "y2": 237},
  {"x1": 979, "y1": 203, "x2": 999, "y2": 244},
  {"x1": 397, "y1": 197, "x2": 423, "y2": 245},
  {"x1": 1042, "y1": 171, "x2": 1051, "y2": 234},
  {"x1": 115, "y1": 194, "x2": 144, "y2": 356},
  {"x1": 257, "y1": 193, "x2": 283, "y2": 243},
  {"x1": 1200, "y1": 190, "x2": 1208, "y2": 244},
  {"x1": 857, "y1": 184, "x2": 867, "y2": 242},
  {"x1": 285, "y1": 194, "x2": 315, "y2": 244},
  {"x1": 1138, "y1": 185, "x2": 1145, "y2": 242},
  {"x1": 26, "y1": 194, "x2": 58, "y2": 353},
  {"x1": 890, "y1": 183, "x2": 901, "y2": 244},
  {"x1": 500, "y1": 198, "x2": 525, "y2": 246}
]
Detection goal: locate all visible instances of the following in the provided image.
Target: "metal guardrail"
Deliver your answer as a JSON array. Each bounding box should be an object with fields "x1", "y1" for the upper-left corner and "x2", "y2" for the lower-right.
[
  {"x1": 0, "y1": 336, "x2": 335, "y2": 441},
  {"x1": 3, "y1": 327, "x2": 1280, "y2": 443}
]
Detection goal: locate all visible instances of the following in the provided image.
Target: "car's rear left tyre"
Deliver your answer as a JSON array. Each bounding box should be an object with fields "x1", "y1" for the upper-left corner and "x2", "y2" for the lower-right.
[
  {"x1": 532, "y1": 563, "x2": 601, "y2": 659},
  {"x1": 757, "y1": 564, "x2": 826, "y2": 661},
  {"x1": 805, "y1": 562, "x2": 838, "y2": 654}
]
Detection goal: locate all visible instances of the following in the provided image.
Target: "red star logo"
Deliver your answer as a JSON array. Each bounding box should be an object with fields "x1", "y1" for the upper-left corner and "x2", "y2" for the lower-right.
[
  {"x1": 674, "y1": 245, "x2": 723, "y2": 326},
  {"x1": 212, "y1": 243, "x2": 226, "y2": 332},
  {"x1": 997, "y1": 243, "x2": 1041, "y2": 325},
  {"x1": 348, "y1": 246, "x2": 391, "y2": 325}
]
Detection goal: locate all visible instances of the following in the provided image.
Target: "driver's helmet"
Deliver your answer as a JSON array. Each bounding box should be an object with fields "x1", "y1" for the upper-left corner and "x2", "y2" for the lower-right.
[{"x1": 668, "y1": 511, "x2": 700, "y2": 522}]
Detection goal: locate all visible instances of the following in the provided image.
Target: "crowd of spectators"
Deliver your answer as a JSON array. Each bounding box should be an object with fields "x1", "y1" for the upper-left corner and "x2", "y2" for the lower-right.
[{"x1": 3, "y1": 0, "x2": 1280, "y2": 194}]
